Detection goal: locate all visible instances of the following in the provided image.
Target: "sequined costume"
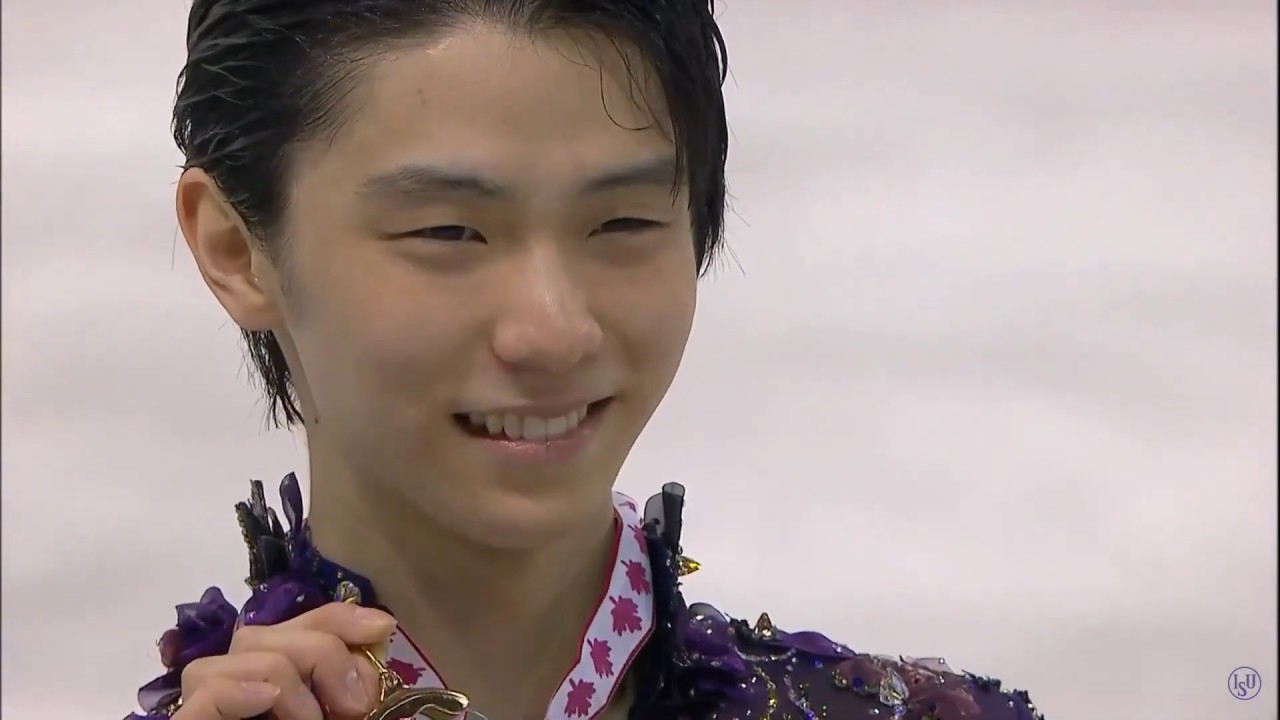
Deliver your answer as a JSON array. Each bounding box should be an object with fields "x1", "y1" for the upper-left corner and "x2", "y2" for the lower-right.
[{"x1": 124, "y1": 475, "x2": 1045, "y2": 719}]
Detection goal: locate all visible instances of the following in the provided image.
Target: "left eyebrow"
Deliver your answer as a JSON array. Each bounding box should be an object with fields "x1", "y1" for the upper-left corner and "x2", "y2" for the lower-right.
[{"x1": 575, "y1": 154, "x2": 681, "y2": 195}]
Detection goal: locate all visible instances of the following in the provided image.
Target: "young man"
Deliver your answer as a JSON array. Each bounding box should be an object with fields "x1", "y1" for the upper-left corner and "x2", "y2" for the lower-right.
[{"x1": 125, "y1": 1, "x2": 1044, "y2": 718}]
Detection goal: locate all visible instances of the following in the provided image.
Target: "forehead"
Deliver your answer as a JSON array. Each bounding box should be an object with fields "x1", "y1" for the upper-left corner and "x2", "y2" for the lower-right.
[{"x1": 302, "y1": 24, "x2": 675, "y2": 192}]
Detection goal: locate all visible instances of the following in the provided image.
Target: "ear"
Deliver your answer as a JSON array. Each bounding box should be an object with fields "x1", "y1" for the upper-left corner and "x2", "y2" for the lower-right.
[{"x1": 176, "y1": 169, "x2": 282, "y2": 332}]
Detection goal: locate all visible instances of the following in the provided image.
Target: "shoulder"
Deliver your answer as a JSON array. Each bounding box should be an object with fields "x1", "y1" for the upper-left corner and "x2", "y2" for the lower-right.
[
  {"x1": 683, "y1": 602, "x2": 1046, "y2": 719},
  {"x1": 122, "y1": 586, "x2": 242, "y2": 719}
]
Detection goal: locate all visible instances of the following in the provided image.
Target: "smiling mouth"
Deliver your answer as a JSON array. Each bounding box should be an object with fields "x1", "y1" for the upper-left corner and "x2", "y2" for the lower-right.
[{"x1": 452, "y1": 399, "x2": 612, "y2": 442}]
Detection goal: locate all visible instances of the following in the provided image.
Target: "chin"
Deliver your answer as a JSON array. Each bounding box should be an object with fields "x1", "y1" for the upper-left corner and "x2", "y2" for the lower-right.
[{"x1": 448, "y1": 484, "x2": 615, "y2": 550}]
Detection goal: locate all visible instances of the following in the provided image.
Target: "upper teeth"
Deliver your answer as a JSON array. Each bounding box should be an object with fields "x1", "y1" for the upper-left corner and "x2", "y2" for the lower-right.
[{"x1": 467, "y1": 406, "x2": 589, "y2": 441}]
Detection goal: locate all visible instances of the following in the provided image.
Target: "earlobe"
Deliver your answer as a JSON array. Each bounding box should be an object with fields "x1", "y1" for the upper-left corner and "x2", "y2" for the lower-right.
[{"x1": 176, "y1": 168, "x2": 282, "y2": 332}]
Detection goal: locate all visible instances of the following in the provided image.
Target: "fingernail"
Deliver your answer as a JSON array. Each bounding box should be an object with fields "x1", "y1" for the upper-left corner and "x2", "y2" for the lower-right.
[
  {"x1": 345, "y1": 665, "x2": 370, "y2": 707},
  {"x1": 356, "y1": 607, "x2": 395, "y2": 629},
  {"x1": 239, "y1": 681, "x2": 280, "y2": 701}
]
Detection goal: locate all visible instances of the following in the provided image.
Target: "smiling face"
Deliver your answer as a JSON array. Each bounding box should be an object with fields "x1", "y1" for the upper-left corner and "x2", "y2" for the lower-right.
[{"x1": 184, "y1": 23, "x2": 698, "y2": 546}]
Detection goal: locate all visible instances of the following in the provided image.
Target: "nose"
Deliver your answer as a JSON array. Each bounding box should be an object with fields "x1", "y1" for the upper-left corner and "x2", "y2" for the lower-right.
[{"x1": 490, "y1": 247, "x2": 603, "y2": 374}]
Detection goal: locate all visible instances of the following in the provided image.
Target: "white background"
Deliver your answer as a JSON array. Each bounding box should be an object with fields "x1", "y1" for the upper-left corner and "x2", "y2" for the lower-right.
[{"x1": 2, "y1": 2, "x2": 1275, "y2": 718}]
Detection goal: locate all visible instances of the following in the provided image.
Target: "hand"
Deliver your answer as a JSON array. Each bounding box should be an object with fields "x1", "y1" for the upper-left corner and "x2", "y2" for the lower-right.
[{"x1": 172, "y1": 602, "x2": 397, "y2": 720}]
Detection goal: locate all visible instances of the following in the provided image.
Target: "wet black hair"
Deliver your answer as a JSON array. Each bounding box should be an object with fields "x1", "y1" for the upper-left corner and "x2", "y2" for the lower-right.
[{"x1": 173, "y1": 0, "x2": 730, "y2": 428}]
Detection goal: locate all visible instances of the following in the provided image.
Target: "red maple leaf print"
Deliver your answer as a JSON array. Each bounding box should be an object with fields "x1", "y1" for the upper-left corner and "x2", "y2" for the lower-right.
[
  {"x1": 564, "y1": 678, "x2": 596, "y2": 717},
  {"x1": 386, "y1": 657, "x2": 426, "y2": 685},
  {"x1": 609, "y1": 595, "x2": 643, "y2": 635},
  {"x1": 588, "y1": 638, "x2": 615, "y2": 677},
  {"x1": 623, "y1": 559, "x2": 651, "y2": 595},
  {"x1": 631, "y1": 524, "x2": 647, "y2": 554}
]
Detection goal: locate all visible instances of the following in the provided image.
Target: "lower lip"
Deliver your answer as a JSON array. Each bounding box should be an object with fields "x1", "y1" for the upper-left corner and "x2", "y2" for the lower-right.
[{"x1": 454, "y1": 401, "x2": 609, "y2": 465}]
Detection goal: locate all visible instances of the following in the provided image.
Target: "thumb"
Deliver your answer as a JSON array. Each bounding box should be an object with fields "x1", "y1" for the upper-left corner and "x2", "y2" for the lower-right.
[{"x1": 358, "y1": 639, "x2": 391, "y2": 685}]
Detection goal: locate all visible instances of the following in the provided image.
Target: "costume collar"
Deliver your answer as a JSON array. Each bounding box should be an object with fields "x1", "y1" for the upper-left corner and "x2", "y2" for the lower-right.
[
  {"x1": 135, "y1": 477, "x2": 746, "y2": 720},
  {"x1": 239, "y1": 475, "x2": 655, "y2": 720}
]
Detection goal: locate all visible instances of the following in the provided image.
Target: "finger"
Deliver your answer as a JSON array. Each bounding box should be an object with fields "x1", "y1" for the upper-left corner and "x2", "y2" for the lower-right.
[
  {"x1": 182, "y1": 652, "x2": 324, "y2": 720},
  {"x1": 346, "y1": 645, "x2": 387, "y2": 706},
  {"x1": 331, "y1": 643, "x2": 391, "y2": 720},
  {"x1": 172, "y1": 679, "x2": 280, "y2": 719},
  {"x1": 278, "y1": 602, "x2": 397, "y2": 646},
  {"x1": 320, "y1": 652, "x2": 384, "y2": 720},
  {"x1": 230, "y1": 626, "x2": 374, "y2": 715}
]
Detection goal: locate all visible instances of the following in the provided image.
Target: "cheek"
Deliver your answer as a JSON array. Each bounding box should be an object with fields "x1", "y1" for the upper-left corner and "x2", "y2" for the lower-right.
[
  {"x1": 600, "y1": 249, "x2": 697, "y2": 381},
  {"x1": 286, "y1": 252, "x2": 470, "y2": 415}
]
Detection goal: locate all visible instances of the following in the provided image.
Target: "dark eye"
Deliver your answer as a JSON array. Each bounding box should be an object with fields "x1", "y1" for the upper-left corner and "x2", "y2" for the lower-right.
[
  {"x1": 400, "y1": 225, "x2": 487, "y2": 243},
  {"x1": 590, "y1": 218, "x2": 664, "y2": 236}
]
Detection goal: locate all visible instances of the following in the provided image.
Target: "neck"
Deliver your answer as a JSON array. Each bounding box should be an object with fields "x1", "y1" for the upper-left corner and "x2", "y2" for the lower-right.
[{"x1": 304, "y1": 449, "x2": 618, "y2": 719}]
